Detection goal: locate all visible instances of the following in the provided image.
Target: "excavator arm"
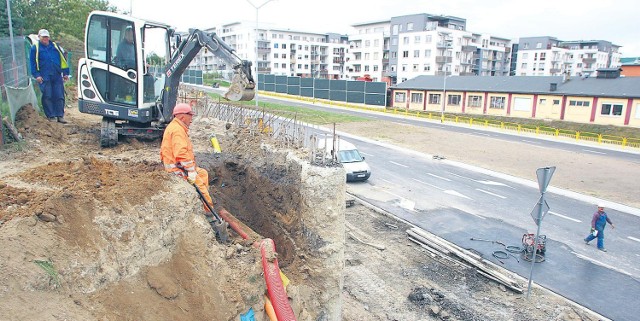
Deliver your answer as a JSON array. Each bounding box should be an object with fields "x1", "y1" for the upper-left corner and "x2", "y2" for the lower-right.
[{"x1": 161, "y1": 29, "x2": 255, "y2": 121}]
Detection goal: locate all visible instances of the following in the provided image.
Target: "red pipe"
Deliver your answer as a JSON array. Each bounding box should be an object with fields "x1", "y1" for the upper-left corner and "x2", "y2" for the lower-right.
[
  {"x1": 217, "y1": 208, "x2": 249, "y2": 240},
  {"x1": 260, "y1": 239, "x2": 297, "y2": 321}
]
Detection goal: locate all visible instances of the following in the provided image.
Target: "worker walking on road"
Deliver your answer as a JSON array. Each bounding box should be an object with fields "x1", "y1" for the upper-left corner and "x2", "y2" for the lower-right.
[
  {"x1": 160, "y1": 103, "x2": 215, "y2": 213},
  {"x1": 584, "y1": 204, "x2": 615, "y2": 252}
]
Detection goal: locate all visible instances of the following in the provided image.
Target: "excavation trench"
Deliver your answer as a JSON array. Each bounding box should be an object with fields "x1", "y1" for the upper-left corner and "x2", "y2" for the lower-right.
[{"x1": 0, "y1": 107, "x2": 347, "y2": 320}]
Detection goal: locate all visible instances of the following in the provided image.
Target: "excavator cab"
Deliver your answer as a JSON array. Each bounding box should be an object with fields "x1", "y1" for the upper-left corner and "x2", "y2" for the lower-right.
[{"x1": 78, "y1": 11, "x2": 255, "y2": 147}]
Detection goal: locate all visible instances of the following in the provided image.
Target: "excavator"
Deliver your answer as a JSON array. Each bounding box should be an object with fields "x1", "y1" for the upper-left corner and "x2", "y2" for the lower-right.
[{"x1": 77, "y1": 11, "x2": 255, "y2": 147}]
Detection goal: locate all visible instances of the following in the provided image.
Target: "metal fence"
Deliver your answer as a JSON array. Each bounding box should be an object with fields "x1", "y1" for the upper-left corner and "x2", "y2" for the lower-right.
[{"x1": 258, "y1": 74, "x2": 387, "y2": 107}]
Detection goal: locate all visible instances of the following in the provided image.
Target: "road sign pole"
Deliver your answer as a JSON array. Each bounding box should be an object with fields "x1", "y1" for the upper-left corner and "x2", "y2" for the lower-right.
[{"x1": 527, "y1": 167, "x2": 552, "y2": 298}]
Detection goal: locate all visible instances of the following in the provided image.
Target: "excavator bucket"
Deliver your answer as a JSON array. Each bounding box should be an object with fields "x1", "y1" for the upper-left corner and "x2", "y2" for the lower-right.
[{"x1": 224, "y1": 72, "x2": 256, "y2": 101}]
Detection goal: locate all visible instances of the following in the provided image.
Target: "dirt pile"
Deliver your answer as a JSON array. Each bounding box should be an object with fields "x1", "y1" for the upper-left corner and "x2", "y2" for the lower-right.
[{"x1": 0, "y1": 105, "x2": 348, "y2": 320}]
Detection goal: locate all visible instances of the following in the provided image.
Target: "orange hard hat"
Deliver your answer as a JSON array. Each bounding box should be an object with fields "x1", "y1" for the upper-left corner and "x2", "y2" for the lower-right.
[{"x1": 172, "y1": 103, "x2": 194, "y2": 116}]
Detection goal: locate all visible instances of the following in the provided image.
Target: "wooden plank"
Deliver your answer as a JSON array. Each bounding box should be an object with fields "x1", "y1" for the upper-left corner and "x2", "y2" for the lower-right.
[{"x1": 2, "y1": 117, "x2": 22, "y2": 142}]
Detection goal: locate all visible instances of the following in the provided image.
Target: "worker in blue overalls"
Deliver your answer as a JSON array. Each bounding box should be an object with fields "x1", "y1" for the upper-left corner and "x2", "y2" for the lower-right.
[{"x1": 30, "y1": 29, "x2": 70, "y2": 123}]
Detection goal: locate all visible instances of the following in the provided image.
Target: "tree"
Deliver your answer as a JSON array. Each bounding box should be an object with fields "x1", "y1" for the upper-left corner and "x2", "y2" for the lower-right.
[
  {"x1": 9, "y1": 0, "x2": 116, "y2": 39},
  {"x1": 0, "y1": 1, "x2": 25, "y2": 36}
]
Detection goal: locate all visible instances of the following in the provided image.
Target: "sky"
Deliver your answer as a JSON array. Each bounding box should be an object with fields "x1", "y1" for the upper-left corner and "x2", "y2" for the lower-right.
[{"x1": 109, "y1": 0, "x2": 640, "y2": 56}]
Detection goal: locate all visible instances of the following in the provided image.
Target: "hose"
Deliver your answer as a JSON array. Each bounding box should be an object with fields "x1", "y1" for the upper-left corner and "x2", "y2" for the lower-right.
[
  {"x1": 260, "y1": 238, "x2": 297, "y2": 321},
  {"x1": 218, "y1": 208, "x2": 249, "y2": 240}
]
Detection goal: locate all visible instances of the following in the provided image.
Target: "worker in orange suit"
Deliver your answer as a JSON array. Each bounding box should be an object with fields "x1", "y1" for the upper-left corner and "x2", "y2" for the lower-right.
[{"x1": 160, "y1": 103, "x2": 215, "y2": 213}]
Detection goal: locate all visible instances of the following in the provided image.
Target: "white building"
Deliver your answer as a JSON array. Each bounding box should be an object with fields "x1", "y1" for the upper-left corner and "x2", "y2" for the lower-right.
[
  {"x1": 514, "y1": 37, "x2": 621, "y2": 77},
  {"x1": 188, "y1": 22, "x2": 349, "y2": 80},
  {"x1": 346, "y1": 14, "x2": 512, "y2": 85}
]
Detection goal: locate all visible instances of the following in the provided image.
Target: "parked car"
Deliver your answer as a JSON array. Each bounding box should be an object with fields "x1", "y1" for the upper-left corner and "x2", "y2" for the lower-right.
[{"x1": 318, "y1": 138, "x2": 371, "y2": 182}]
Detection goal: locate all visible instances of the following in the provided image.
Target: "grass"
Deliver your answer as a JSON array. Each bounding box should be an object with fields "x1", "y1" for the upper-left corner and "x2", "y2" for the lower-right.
[
  {"x1": 33, "y1": 259, "x2": 61, "y2": 288},
  {"x1": 207, "y1": 92, "x2": 371, "y2": 125}
]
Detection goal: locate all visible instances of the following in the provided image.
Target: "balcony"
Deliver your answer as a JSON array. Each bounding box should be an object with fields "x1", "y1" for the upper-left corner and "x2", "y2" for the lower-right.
[
  {"x1": 460, "y1": 71, "x2": 476, "y2": 76},
  {"x1": 550, "y1": 68, "x2": 562, "y2": 74},
  {"x1": 461, "y1": 45, "x2": 477, "y2": 52},
  {"x1": 460, "y1": 59, "x2": 473, "y2": 65},
  {"x1": 290, "y1": 58, "x2": 296, "y2": 64},
  {"x1": 435, "y1": 71, "x2": 452, "y2": 76},
  {"x1": 436, "y1": 56, "x2": 453, "y2": 63},
  {"x1": 582, "y1": 57, "x2": 596, "y2": 64},
  {"x1": 257, "y1": 47, "x2": 271, "y2": 54}
]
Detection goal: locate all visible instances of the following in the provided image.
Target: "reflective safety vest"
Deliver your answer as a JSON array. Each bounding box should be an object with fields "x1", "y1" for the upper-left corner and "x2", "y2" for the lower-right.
[
  {"x1": 34, "y1": 41, "x2": 68, "y2": 71},
  {"x1": 160, "y1": 118, "x2": 196, "y2": 175}
]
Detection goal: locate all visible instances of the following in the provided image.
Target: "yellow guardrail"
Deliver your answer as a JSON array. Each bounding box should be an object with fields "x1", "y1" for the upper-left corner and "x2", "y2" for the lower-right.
[{"x1": 258, "y1": 91, "x2": 639, "y2": 150}]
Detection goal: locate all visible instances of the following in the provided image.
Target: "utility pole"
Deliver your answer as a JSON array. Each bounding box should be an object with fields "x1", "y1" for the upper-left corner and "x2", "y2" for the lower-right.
[{"x1": 245, "y1": 0, "x2": 276, "y2": 108}]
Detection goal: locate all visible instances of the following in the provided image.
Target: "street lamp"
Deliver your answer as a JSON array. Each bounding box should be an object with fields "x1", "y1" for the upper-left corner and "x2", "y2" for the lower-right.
[
  {"x1": 438, "y1": 32, "x2": 451, "y2": 123},
  {"x1": 245, "y1": 0, "x2": 276, "y2": 108}
]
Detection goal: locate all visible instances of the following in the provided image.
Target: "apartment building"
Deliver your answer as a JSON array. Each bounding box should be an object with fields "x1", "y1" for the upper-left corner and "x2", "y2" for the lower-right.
[
  {"x1": 189, "y1": 22, "x2": 349, "y2": 80},
  {"x1": 346, "y1": 14, "x2": 512, "y2": 85},
  {"x1": 514, "y1": 37, "x2": 621, "y2": 77}
]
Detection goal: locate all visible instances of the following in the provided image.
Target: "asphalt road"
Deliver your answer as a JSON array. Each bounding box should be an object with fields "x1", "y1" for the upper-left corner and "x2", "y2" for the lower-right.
[
  {"x1": 197, "y1": 85, "x2": 640, "y2": 320},
  {"x1": 345, "y1": 137, "x2": 640, "y2": 321}
]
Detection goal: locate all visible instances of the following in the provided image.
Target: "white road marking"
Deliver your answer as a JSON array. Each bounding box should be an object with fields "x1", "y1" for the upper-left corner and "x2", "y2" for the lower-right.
[
  {"x1": 389, "y1": 161, "x2": 409, "y2": 168},
  {"x1": 475, "y1": 188, "x2": 507, "y2": 199},
  {"x1": 412, "y1": 178, "x2": 444, "y2": 191},
  {"x1": 427, "y1": 173, "x2": 451, "y2": 181},
  {"x1": 628, "y1": 236, "x2": 640, "y2": 243},
  {"x1": 522, "y1": 140, "x2": 540, "y2": 144},
  {"x1": 582, "y1": 149, "x2": 606, "y2": 155},
  {"x1": 473, "y1": 132, "x2": 491, "y2": 136},
  {"x1": 360, "y1": 152, "x2": 373, "y2": 156},
  {"x1": 444, "y1": 190, "x2": 473, "y2": 200},
  {"x1": 449, "y1": 173, "x2": 513, "y2": 188},
  {"x1": 378, "y1": 178, "x2": 398, "y2": 186},
  {"x1": 548, "y1": 211, "x2": 582, "y2": 223}
]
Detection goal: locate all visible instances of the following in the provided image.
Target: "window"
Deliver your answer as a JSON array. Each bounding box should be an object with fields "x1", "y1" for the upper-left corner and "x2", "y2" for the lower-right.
[
  {"x1": 414, "y1": 50, "x2": 420, "y2": 58},
  {"x1": 425, "y1": 35, "x2": 432, "y2": 43},
  {"x1": 365, "y1": 40, "x2": 371, "y2": 47},
  {"x1": 373, "y1": 65, "x2": 378, "y2": 71},
  {"x1": 536, "y1": 42, "x2": 542, "y2": 49},
  {"x1": 513, "y1": 97, "x2": 531, "y2": 111},
  {"x1": 423, "y1": 64, "x2": 431, "y2": 71},
  {"x1": 281, "y1": 63, "x2": 286, "y2": 68},
  {"x1": 601, "y1": 103, "x2": 623, "y2": 116},
  {"x1": 392, "y1": 38, "x2": 398, "y2": 46},
  {"x1": 407, "y1": 22, "x2": 414, "y2": 31},
  {"x1": 413, "y1": 64, "x2": 418, "y2": 71},
  {"x1": 282, "y1": 54, "x2": 286, "y2": 59},
  {"x1": 553, "y1": 99, "x2": 560, "y2": 105},
  {"x1": 539, "y1": 98, "x2": 546, "y2": 105},
  {"x1": 403, "y1": 37, "x2": 410, "y2": 44},
  {"x1": 490, "y1": 96, "x2": 505, "y2": 109},
  {"x1": 274, "y1": 53, "x2": 279, "y2": 58},
  {"x1": 373, "y1": 52, "x2": 378, "y2": 60},
  {"x1": 392, "y1": 25, "x2": 399, "y2": 35},
  {"x1": 374, "y1": 39, "x2": 380, "y2": 47},
  {"x1": 365, "y1": 53, "x2": 370, "y2": 60},
  {"x1": 394, "y1": 92, "x2": 406, "y2": 103},
  {"x1": 448, "y1": 95, "x2": 461, "y2": 105},
  {"x1": 569, "y1": 100, "x2": 590, "y2": 107},
  {"x1": 522, "y1": 53, "x2": 528, "y2": 59},
  {"x1": 429, "y1": 94, "x2": 440, "y2": 104},
  {"x1": 403, "y1": 51, "x2": 409, "y2": 58},
  {"x1": 282, "y1": 44, "x2": 286, "y2": 49},
  {"x1": 364, "y1": 65, "x2": 369, "y2": 71},
  {"x1": 402, "y1": 64, "x2": 407, "y2": 71},
  {"x1": 411, "y1": 93, "x2": 423, "y2": 103},
  {"x1": 521, "y1": 63, "x2": 527, "y2": 69},
  {"x1": 636, "y1": 104, "x2": 640, "y2": 119},
  {"x1": 424, "y1": 49, "x2": 431, "y2": 58},
  {"x1": 414, "y1": 36, "x2": 421, "y2": 43},
  {"x1": 274, "y1": 43, "x2": 279, "y2": 49},
  {"x1": 468, "y1": 95, "x2": 482, "y2": 107}
]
